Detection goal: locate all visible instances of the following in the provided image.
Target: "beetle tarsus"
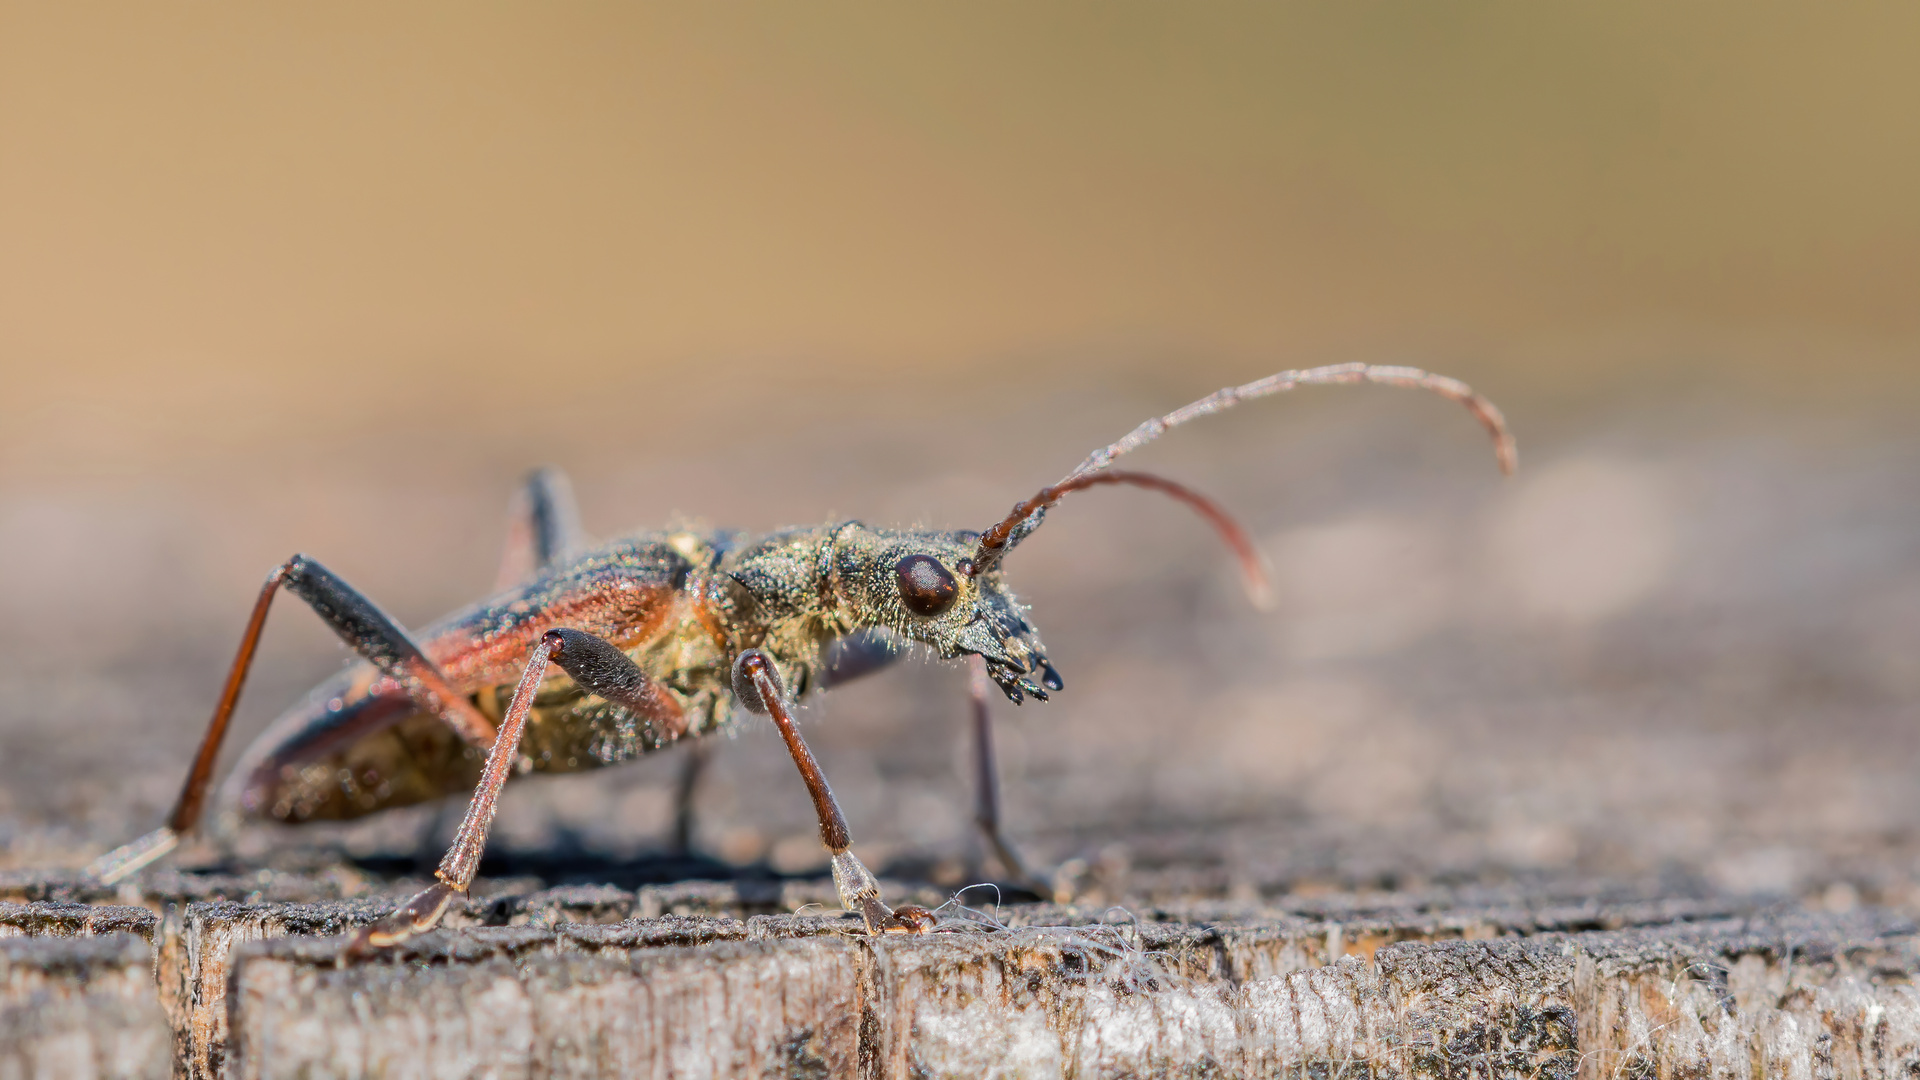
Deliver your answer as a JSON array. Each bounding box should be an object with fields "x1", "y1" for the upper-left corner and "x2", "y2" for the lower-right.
[
  {"x1": 831, "y1": 851, "x2": 933, "y2": 934},
  {"x1": 343, "y1": 881, "x2": 463, "y2": 960},
  {"x1": 888, "y1": 905, "x2": 939, "y2": 933},
  {"x1": 85, "y1": 826, "x2": 179, "y2": 885}
]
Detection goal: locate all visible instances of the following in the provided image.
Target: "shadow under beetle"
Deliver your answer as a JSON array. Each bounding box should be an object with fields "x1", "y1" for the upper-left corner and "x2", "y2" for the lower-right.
[{"x1": 87, "y1": 363, "x2": 1516, "y2": 952}]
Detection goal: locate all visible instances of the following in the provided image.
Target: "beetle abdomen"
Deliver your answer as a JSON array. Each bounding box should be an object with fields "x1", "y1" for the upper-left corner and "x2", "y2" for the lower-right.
[
  {"x1": 223, "y1": 536, "x2": 716, "y2": 824},
  {"x1": 223, "y1": 673, "x2": 481, "y2": 822},
  {"x1": 231, "y1": 670, "x2": 740, "y2": 823}
]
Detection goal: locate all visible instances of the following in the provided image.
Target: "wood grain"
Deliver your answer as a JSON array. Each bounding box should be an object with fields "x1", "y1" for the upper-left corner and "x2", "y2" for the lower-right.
[{"x1": 4, "y1": 876, "x2": 1917, "y2": 1078}]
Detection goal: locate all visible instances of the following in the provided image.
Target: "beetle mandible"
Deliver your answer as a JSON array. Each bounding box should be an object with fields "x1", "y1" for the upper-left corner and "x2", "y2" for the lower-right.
[{"x1": 86, "y1": 362, "x2": 1516, "y2": 951}]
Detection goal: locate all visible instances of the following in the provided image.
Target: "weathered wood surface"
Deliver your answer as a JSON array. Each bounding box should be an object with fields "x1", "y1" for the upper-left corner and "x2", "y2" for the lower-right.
[
  {"x1": 0, "y1": 931, "x2": 169, "y2": 1080},
  {"x1": 4, "y1": 873, "x2": 1919, "y2": 1079}
]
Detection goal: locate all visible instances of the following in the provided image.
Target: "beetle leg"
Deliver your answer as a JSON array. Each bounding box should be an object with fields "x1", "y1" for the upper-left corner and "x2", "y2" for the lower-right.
[
  {"x1": 966, "y1": 656, "x2": 1054, "y2": 899},
  {"x1": 733, "y1": 650, "x2": 934, "y2": 935},
  {"x1": 664, "y1": 630, "x2": 899, "y2": 861},
  {"x1": 655, "y1": 630, "x2": 900, "y2": 859},
  {"x1": 670, "y1": 740, "x2": 712, "y2": 856},
  {"x1": 346, "y1": 627, "x2": 690, "y2": 954},
  {"x1": 347, "y1": 631, "x2": 562, "y2": 956},
  {"x1": 542, "y1": 628, "x2": 687, "y2": 739},
  {"x1": 818, "y1": 627, "x2": 908, "y2": 689},
  {"x1": 87, "y1": 554, "x2": 498, "y2": 884},
  {"x1": 493, "y1": 466, "x2": 585, "y2": 590}
]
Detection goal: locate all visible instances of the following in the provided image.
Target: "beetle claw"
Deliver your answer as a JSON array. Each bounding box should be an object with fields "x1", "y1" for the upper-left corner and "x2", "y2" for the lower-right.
[{"x1": 341, "y1": 881, "x2": 463, "y2": 961}]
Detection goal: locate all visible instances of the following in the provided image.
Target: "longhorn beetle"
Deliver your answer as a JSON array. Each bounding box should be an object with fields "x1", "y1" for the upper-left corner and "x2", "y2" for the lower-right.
[{"x1": 86, "y1": 363, "x2": 1515, "y2": 952}]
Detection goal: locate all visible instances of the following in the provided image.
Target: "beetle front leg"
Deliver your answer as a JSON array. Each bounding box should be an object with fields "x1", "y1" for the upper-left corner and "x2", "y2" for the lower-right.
[{"x1": 733, "y1": 650, "x2": 934, "y2": 935}]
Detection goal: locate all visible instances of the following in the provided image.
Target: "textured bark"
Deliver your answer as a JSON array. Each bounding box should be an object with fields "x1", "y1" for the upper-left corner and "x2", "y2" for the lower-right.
[
  {"x1": 0, "y1": 934, "x2": 170, "y2": 1080},
  {"x1": 3, "y1": 879, "x2": 1920, "y2": 1078},
  {"x1": 212, "y1": 903, "x2": 1920, "y2": 1080}
]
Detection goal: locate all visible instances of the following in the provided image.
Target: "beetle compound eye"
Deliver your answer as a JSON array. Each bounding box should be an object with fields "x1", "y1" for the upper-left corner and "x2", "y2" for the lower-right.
[{"x1": 894, "y1": 554, "x2": 959, "y2": 617}]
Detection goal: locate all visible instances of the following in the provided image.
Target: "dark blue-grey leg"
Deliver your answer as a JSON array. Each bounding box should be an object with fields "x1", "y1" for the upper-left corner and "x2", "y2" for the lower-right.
[
  {"x1": 88, "y1": 554, "x2": 498, "y2": 884},
  {"x1": 671, "y1": 741, "x2": 712, "y2": 856},
  {"x1": 494, "y1": 466, "x2": 585, "y2": 589},
  {"x1": 968, "y1": 656, "x2": 1049, "y2": 896},
  {"x1": 819, "y1": 627, "x2": 908, "y2": 689}
]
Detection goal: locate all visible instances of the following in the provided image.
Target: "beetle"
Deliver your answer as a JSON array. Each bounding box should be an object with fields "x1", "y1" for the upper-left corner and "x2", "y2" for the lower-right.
[{"x1": 85, "y1": 362, "x2": 1515, "y2": 951}]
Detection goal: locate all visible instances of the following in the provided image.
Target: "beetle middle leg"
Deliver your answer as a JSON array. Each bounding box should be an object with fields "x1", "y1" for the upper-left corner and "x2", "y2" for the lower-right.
[
  {"x1": 349, "y1": 627, "x2": 686, "y2": 953},
  {"x1": 87, "y1": 554, "x2": 503, "y2": 884}
]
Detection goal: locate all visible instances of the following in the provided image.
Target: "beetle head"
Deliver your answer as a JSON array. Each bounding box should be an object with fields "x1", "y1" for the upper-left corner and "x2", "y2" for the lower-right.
[{"x1": 827, "y1": 524, "x2": 1059, "y2": 702}]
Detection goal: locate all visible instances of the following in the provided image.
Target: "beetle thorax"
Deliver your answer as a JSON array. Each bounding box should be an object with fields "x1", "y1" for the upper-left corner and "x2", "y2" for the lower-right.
[{"x1": 707, "y1": 522, "x2": 1058, "y2": 704}]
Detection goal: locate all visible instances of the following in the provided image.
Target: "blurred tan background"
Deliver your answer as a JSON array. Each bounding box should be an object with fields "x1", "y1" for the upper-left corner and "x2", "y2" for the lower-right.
[{"x1": 3, "y1": 5, "x2": 1918, "y2": 902}]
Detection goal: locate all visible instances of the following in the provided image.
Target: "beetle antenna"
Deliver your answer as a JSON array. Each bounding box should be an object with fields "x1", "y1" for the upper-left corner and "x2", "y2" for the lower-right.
[
  {"x1": 968, "y1": 470, "x2": 1273, "y2": 608},
  {"x1": 968, "y1": 363, "x2": 1515, "y2": 578}
]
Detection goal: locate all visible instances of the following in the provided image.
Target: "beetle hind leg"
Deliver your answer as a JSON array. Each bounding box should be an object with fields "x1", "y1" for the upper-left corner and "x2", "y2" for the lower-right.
[{"x1": 86, "y1": 554, "x2": 500, "y2": 885}]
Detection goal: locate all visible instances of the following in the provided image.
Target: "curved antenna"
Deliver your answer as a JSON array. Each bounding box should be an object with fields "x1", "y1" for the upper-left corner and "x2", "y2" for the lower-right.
[
  {"x1": 969, "y1": 470, "x2": 1273, "y2": 609},
  {"x1": 969, "y1": 363, "x2": 1515, "y2": 577}
]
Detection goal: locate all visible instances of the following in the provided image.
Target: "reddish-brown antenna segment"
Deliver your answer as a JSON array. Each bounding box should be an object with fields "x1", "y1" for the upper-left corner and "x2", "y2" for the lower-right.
[
  {"x1": 970, "y1": 363, "x2": 1516, "y2": 576},
  {"x1": 971, "y1": 470, "x2": 1272, "y2": 607},
  {"x1": 1073, "y1": 362, "x2": 1516, "y2": 480}
]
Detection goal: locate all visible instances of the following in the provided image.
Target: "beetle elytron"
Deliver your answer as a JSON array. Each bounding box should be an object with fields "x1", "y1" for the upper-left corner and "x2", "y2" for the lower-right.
[{"x1": 86, "y1": 363, "x2": 1515, "y2": 951}]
